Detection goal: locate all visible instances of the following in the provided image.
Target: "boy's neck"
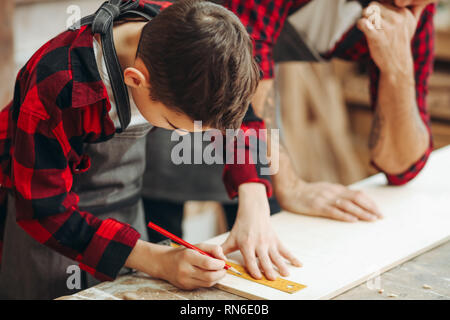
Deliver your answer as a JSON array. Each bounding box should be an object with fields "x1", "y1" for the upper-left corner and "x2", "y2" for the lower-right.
[{"x1": 95, "y1": 21, "x2": 147, "y2": 71}]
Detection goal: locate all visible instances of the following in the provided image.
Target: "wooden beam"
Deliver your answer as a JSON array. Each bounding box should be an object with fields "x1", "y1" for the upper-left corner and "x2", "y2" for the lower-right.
[{"x1": 436, "y1": 29, "x2": 450, "y2": 62}]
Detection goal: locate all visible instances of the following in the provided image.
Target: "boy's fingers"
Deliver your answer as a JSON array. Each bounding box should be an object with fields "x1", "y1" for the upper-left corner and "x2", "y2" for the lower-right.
[
  {"x1": 220, "y1": 237, "x2": 237, "y2": 255},
  {"x1": 269, "y1": 248, "x2": 289, "y2": 277},
  {"x1": 256, "y1": 247, "x2": 276, "y2": 280},
  {"x1": 195, "y1": 243, "x2": 217, "y2": 252},
  {"x1": 241, "y1": 246, "x2": 262, "y2": 279},
  {"x1": 192, "y1": 267, "x2": 227, "y2": 286},
  {"x1": 211, "y1": 244, "x2": 227, "y2": 261},
  {"x1": 189, "y1": 251, "x2": 225, "y2": 271},
  {"x1": 196, "y1": 243, "x2": 227, "y2": 261},
  {"x1": 278, "y1": 243, "x2": 302, "y2": 268}
]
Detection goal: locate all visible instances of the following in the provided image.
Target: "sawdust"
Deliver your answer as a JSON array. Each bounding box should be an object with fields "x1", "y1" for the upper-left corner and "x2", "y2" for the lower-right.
[
  {"x1": 114, "y1": 287, "x2": 182, "y2": 300},
  {"x1": 166, "y1": 287, "x2": 244, "y2": 300},
  {"x1": 119, "y1": 278, "x2": 142, "y2": 285}
]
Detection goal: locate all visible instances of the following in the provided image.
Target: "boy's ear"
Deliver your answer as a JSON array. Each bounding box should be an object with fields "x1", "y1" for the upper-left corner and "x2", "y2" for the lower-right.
[{"x1": 124, "y1": 67, "x2": 148, "y2": 89}]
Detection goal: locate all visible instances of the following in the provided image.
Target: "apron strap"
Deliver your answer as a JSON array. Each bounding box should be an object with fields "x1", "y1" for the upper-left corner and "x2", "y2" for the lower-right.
[{"x1": 69, "y1": 0, "x2": 153, "y2": 132}]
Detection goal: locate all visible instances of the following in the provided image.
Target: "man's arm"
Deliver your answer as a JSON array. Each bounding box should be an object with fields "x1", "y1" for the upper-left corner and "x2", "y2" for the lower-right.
[
  {"x1": 254, "y1": 79, "x2": 382, "y2": 222},
  {"x1": 358, "y1": 3, "x2": 434, "y2": 180}
]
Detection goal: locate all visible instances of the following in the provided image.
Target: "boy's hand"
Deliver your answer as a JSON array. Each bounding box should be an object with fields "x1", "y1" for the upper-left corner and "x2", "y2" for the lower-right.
[
  {"x1": 221, "y1": 183, "x2": 302, "y2": 281},
  {"x1": 159, "y1": 243, "x2": 228, "y2": 290},
  {"x1": 126, "y1": 240, "x2": 227, "y2": 290}
]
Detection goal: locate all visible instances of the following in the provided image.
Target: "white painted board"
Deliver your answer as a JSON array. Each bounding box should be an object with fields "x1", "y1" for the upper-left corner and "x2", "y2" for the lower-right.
[{"x1": 206, "y1": 146, "x2": 450, "y2": 300}]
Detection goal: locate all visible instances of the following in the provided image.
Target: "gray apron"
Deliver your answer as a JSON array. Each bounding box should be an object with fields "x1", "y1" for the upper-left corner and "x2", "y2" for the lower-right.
[
  {"x1": 143, "y1": 128, "x2": 238, "y2": 204},
  {"x1": 0, "y1": 123, "x2": 151, "y2": 300}
]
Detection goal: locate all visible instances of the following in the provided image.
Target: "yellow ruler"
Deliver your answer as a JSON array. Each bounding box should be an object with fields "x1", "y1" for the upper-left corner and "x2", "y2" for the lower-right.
[
  {"x1": 169, "y1": 242, "x2": 306, "y2": 294},
  {"x1": 224, "y1": 260, "x2": 306, "y2": 294}
]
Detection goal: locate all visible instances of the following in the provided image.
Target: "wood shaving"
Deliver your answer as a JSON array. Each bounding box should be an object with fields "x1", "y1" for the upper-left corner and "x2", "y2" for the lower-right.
[{"x1": 121, "y1": 292, "x2": 142, "y2": 300}]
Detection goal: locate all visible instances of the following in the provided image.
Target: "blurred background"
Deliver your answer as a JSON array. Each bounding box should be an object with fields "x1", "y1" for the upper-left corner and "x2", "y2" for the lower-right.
[{"x1": 1, "y1": 0, "x2": 449, "y2": 243}]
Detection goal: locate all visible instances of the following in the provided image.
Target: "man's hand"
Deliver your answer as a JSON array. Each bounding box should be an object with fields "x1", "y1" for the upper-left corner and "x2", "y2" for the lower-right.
[
  {"x1": 221, "y1": 183, "x2": 302, "y2": 280},
  {"x1": 125, "y1": 240, "x2": 227, "y2": 290},
  {"x1": 271, "y1": 146, "x2": 382, "y2": 222},
  {"x1": 277, "y1": 181, "x2": 383, "y2": 222},
  {"x1": 357, "y1": 1, "x2": 427, "y2": 75}
]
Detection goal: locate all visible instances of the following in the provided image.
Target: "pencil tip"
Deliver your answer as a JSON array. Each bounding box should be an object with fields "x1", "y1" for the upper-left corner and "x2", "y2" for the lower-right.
[{"x1": 229, "y1": 267, "x2": 242, "y2": 275}]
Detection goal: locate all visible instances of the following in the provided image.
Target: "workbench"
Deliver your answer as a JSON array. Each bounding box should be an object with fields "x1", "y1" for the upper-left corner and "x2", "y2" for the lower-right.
[
  {"x1": 59, "y1": 240, "x2": 449, "y2": 300},
  {"x1": 59, "y1": 147, "x2": 450, "y2": 301}
]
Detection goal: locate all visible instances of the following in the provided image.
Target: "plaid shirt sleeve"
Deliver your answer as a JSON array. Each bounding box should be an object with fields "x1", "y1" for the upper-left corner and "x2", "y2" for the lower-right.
[
  {"x1": 223, "y1": 0, "x2": 309, "y2": 79},
  {"x1": 329, "y1": 4, "x2": 435, "y2": 185},
  {"x1": 373, "y1": 5, "x2": 435, "y2": 185}
]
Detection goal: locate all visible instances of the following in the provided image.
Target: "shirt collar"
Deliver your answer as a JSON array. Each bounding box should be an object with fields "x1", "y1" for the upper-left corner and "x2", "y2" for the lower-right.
[{"x1": 69, "y1": 26, "x2": 110, "y2": 108}]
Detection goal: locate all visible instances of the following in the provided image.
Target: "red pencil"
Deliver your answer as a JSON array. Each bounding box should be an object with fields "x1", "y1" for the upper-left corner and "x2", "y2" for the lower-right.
[{"x1": 148, "y1": 221, "x2": 241, "y2": 274}]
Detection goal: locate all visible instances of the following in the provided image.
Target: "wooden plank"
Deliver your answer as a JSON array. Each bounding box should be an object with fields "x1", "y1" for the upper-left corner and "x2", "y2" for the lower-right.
[
  {"x1": 59, "y1": 240, "x2": 449, "y2": 300},
  {"x1": 435, "y1": 29, "x2": 450, "y2": 62},
  {"x1": 205, "y1": 146, "x2": 450, "y2": 300},
  {"x1": 278, "y1": 62, "x2": 366, "y2": 184}
]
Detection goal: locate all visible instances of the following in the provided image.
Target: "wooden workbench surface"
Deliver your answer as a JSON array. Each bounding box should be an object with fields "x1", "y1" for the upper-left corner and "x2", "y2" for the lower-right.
[
  {"x1": 58, "y1": 146, "x2": 450, "y2": 300},
  {"x1": 59, "y1": 239, "x2": 449, "y2": 300}
]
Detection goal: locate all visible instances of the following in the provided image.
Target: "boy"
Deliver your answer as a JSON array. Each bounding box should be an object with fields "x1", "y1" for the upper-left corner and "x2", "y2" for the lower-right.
[{"x1": 0, "y1": 0, "x2": 299, "y2": 299}]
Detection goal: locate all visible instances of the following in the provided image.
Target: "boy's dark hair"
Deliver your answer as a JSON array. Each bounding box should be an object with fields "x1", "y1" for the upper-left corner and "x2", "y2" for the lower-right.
[{"x1": 136, "y1": 0, "x2": 259, "y2": 131}]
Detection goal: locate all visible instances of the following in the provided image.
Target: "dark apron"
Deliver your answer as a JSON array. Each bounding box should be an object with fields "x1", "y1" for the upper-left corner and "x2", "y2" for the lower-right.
[
  {"x1": 143, "y1": 128, "x2": 236, "y2": 203},
  {"x1": 0, "y1": 123, "x2": 151, "y2": 300}
]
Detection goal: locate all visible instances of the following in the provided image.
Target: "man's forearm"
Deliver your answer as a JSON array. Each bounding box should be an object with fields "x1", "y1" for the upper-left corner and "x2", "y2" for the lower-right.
[{"x1": 370, "y1": 69, "x2": 429, "y2": 174}]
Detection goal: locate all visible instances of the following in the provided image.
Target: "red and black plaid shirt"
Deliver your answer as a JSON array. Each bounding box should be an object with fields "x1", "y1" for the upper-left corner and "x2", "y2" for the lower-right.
[
  {"x1": 223, "y1": 0, "x2": 435, "y2": 185},
  {"x1": 0, "y1": 0, "x2": 271, "y2": 281}
]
